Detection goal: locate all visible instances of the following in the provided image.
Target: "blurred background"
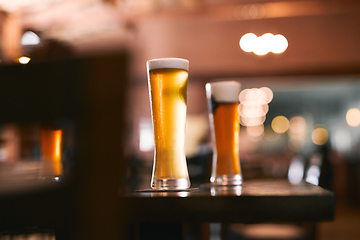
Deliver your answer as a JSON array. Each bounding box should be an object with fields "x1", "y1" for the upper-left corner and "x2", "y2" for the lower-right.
[{"x1": 0, "y1": 0, "x2": 360, "y2": 239}]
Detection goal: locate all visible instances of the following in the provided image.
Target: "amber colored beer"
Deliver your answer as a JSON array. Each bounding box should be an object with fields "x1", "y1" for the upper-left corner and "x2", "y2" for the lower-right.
[
  {"x1": 213, "y1": 102, "x2": 241, "y2": 175},
  {"x1": 206, "y1": 81, "x2": 242, "y2": 185},
  {"x1": 147, "y1": 58, "x2": 190, "y2": 189},
  {"x1": 40, "y1": 128, "x2": 62, "y2": 179}
]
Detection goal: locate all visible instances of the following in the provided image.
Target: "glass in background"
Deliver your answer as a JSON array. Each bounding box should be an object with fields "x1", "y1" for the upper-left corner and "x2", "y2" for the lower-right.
[
  {"x1": 40, "y1": 126, "x2": 62, "y2": 181},
  {"x1": 206, "y1": 81, "x2": 242, "y2": 185}
]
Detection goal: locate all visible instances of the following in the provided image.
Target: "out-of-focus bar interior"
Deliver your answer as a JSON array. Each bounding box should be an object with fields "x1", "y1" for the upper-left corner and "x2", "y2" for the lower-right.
[{"x1": 0, "y1": 0, "x2": 359, "y2": 239}]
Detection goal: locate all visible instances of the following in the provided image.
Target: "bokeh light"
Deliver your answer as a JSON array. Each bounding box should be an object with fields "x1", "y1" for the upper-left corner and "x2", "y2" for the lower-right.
[
  {"x1": 239, "y1": 33, "x2": 257, "y2": 53},
  {"x1": 346, "y1": 108, "x2": 360, "y2": 127},
  {"x1": 246, "y1": 124, "x2": 264, "y2": 138},
  {"x1": 272, "y1": 34, "x2": 288, "y2": 54},
  {"x1": 271, "y1": 116, "x2": 289, "y2": 134},
  {"x1": 241, "y1": 116, "x2": 266, "y2": 127},
  {"x1": 239, "y1": 33, "x2": 288, "y2": 55},
  {"x1": 312, "y1": 126, "x2": 328, "y2": 146},
  {"x1": 260, "y1": 87, "x2": 273, "y2": 103},
  {"x1": 239, "y1": 87, "x2": 273, "y2": 127},
  {"x1": 253, "y1": 33, "x2": 273, "y2": 55},
  {"x1": 288, "y1": 116, "x2": 307, "y2": 149}
]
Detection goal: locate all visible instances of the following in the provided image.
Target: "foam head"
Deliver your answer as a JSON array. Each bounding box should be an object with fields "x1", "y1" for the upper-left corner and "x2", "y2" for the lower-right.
[
  {"x1": 147, "y1": 58, "x2": 189, "y2": 71},
  {"x1": 206, "y1": 81, "x2": 241, "y2": 102}
]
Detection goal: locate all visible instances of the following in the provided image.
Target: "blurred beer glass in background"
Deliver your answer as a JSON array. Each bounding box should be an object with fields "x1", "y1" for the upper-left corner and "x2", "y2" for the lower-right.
[
  {"x1": 40, "y1": 126, "x2": 62, "y2": 181},
  {"x1": 206, "y1": 81, "x2": 242, "y2": 185},
  {"x1": 147, "y1": 58, "x2": 191, "y2": 190}
]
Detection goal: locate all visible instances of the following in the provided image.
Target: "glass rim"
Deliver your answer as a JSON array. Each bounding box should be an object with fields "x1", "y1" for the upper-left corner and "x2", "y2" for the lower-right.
[
  {"x1": 205, "y1": 81, "x2": 242, "y2": 102},
  {"x1": 147, "y1": 57, "x2": 189, "y2": 71}
]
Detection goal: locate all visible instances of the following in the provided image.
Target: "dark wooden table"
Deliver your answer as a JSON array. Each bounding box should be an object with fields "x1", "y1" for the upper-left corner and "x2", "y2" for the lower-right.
[
  {"x1": 0, "y1": 177, "x2": 335, "y2": 239},
  {"x1": 123, "y1": 179, "x2": 335, "y2": 224}
]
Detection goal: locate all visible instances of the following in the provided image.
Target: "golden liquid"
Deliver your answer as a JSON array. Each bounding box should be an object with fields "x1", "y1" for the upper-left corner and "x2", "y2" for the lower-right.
[
  {"x1": 41, "y1": 128, "x2": 62, "y2": 177},
  {"x1": 212, "y1": 102, "x2": 241, "y2": 175},
  {"x1": 148, "y1": 68, "x2": 189, "y2": 179}
]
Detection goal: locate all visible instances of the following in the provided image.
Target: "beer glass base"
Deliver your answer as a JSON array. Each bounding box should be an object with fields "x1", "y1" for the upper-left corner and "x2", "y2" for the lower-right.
[
  {"x1": 210, "y1": 174, "x2": 242, "y2": 186},
  {"x1": 151, "y1": 177, "x2": 190, "y2": 190}
]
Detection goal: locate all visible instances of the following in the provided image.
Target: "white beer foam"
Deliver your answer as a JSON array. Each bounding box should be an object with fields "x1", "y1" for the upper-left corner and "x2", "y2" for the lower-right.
[
  {"x1": 206, "y1": 81, "x2": 241, "y2": 102},
  {"x1": 147, "y1": 58, "x2": 189, "y2": 71}
]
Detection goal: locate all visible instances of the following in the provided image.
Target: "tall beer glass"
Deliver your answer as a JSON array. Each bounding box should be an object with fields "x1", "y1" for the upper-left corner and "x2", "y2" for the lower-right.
[
  {"x1": 206, "y1": 81, "x2": 242, "y2": 185},
  {"x1": 147, "y1": 58, "x2": 191, "y2": 190}
]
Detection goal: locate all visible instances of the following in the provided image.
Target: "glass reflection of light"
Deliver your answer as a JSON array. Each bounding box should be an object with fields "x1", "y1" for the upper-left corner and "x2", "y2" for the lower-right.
[
  {"x1": 55, "y1": 131, "x2": 61, "y2": 159},
  {"x1": 177, "y1": 192, "x2": 190, "y2": 197},
  {"x1": 210, "y1": 186, "x2": 216, "y2": 196},
  {"x1": 210, "y1": 185, "x2": 242, "y2": 196},
  {"x1": 311, "y1": 126, "x2": 328, "y2": 146},
  {"x1": 305, "y1": 153, "x2": 322, "y2": 186},
  {"x1": 288, "y1": 156, "x2": 305, "y2": 184},
  {"x1": 305, "y1": 166, "x2": 320, "y2": 185},
  {"x1": 40, "y1": 128, "x2": 62, "y2": 178},
  {"x1": 271, "y1": 116, "x2": 289, "y2": 134},
  {"x1": 150, "y1": 191, "x2": 190, "y2": 197},
  {"x1": 346, "y1": 108, "x2": 360, "y2": 127}
]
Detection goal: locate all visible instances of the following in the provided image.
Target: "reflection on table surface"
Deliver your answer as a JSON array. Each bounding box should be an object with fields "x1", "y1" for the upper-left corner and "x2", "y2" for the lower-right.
[
  {"x1": 127, "y1": 178, "x2": 334, "y2": 198},
  {"x1": 122, "y1": 179, "x2": 335, "y2": 224}
]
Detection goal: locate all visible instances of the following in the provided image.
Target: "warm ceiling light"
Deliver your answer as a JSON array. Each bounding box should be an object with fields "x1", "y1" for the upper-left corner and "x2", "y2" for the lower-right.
[
  {"x1": 253, "y1": 33, "x2": 274, "y2": 56},
  {"x1": 271, "y1": 34, "x2": 288, "y2": 54},
  {"x1": 239, "y1": 33, "x2": 257, "y2": 53},
  {"x1": 239, "y1": 33, "x2": 288, "y2": 55}
]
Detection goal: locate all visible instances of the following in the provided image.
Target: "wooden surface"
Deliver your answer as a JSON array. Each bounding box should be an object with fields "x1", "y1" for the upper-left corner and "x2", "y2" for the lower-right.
[
  {"x1": 123, "y1": 179, "x2": 335, "y2": 224},
  {"x1": 0, "y1": 178, "x2": 335, "y2": 237}
]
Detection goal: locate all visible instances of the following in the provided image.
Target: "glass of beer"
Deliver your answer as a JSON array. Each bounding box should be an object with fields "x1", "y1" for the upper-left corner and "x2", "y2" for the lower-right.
[
  {"x1": 206, "y1": 81, "x2": 242, "y2": 185},
  {"x1": 147, "y1": 58, "x2": 191, "y2": 190},
  {"x1": 40, "y1": 126, "x2": 62, "y2": 181}
]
